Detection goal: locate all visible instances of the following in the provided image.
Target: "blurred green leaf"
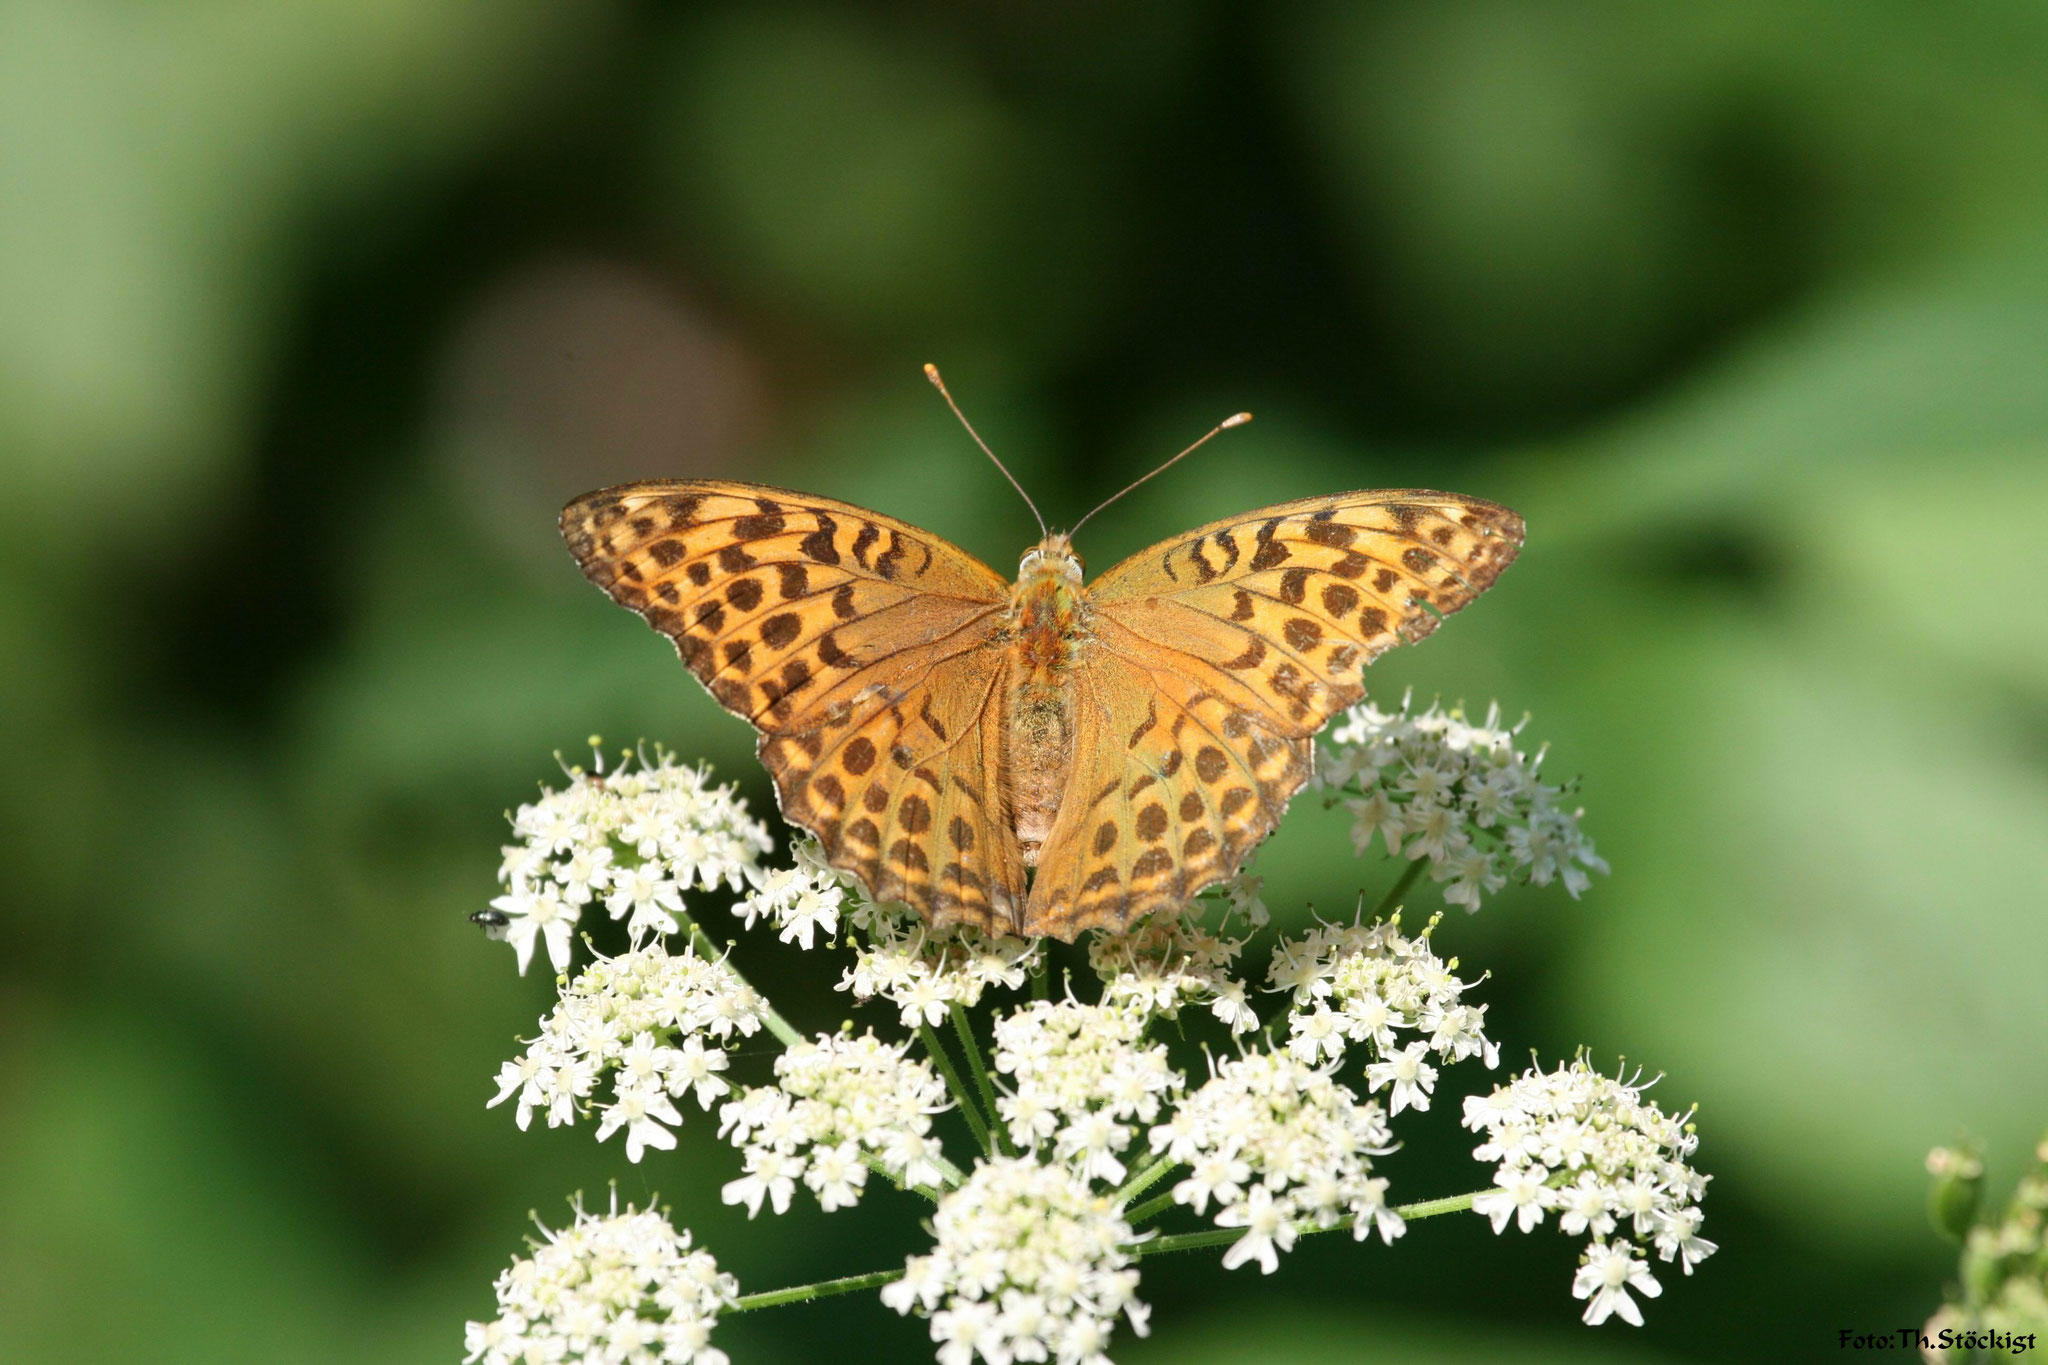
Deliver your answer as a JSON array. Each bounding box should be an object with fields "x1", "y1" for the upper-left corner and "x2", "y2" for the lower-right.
[
  {"x1": 1280, "y1": 0, "x2": 2048, "y2": 421},
  {"x1": 0, "y1": 0, "x2": 594, "y2": 547},
  {"x1": 651, "y1": 5, "x2": 1107, "y2": 356}
]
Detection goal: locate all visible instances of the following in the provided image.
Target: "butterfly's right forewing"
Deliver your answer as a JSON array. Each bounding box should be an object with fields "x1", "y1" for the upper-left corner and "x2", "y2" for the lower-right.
[
  {"x1": 1087, "y1": 491, "x2": 1523, "y2": 730},
  {"x1": 562, "y1": 480, "x2": 1027, "y2": 933}
]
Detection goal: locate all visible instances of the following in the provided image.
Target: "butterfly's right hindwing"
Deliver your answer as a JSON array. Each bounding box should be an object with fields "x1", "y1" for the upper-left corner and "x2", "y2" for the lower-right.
[
  {"x1": 1021, "y1": 639, "x2": 1310, "y2": 938},
  {"x1": 562, "y1": 480, "x2": 1025, "y2": 933}
]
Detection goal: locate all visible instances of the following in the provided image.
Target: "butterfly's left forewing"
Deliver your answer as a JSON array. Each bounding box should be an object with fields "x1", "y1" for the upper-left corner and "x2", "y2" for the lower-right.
[
  {"x1": 562, "y1": 480, "x2": 1028, "y2": 933},
  {"x1": 1024, "y1": 490, "x2": 1522, "y2": 937}
]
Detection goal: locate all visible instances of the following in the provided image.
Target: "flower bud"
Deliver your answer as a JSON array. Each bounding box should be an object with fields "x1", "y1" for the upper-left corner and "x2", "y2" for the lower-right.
[
  {"x1": 1926, "y1": 1144, "x2": 1984, "y2": 1242},
  {"x1": 1960, "y1": 1225, "x2": 2003, "y2": 1303}
]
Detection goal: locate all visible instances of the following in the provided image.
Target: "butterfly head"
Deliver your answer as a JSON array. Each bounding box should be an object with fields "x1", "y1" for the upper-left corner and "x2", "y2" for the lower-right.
[{"x1": 1019, "y1": 533, "x2": 1084, "y2": 586}]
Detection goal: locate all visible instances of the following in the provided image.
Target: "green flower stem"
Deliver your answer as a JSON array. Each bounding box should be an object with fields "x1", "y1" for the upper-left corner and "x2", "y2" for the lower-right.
[
  {"x1": 1124, "y1": 1190, "x2": 1179, "y2": 1225},
  {"x1": 1368, "y1": 856, "x2": 1430, "y2": 921},
  {"x1": 673, "y1": 907, "x2": 804, "y2": 1049},
  {"x1": 730, "y1": 1267, "x2": 906, "y2": 1313},
  {"x1": 725, "y1": 1187, "x2": 1497, "y2": 1313},
  {"x1": 1113, "y1": 1155, "x2": 1180, "y2": 1209},
  {"x1": 920, "y1": 1023, "x2": 996, "y2": 1158},
  {"x1": 860, "y1": 1152, "x2": 957, "y2": 1203},
  {"x1": 1396, "y1": 1189, "x2": 1484, "y2": 1220},
  {"x1": 950, "y1": 1004, "x2": 1013, "y2": 1156},
  {"x1": 1128, "y1": 1187, "x2": 1490, "y2": 1259},
  {"x1": 1030, "y1": 950, "x2": 1050, "y2": 1000},
  {"x1": 1127, "y1": 1225, "x2": 1253, "y2": 1258}
]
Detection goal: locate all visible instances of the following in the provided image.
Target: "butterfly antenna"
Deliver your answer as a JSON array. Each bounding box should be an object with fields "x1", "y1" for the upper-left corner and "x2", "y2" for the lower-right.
[
  {"x1": 925, "y1": 363, "x2": 1047, "y2": 538},
  {"x1": 1068, "y1": 410, "x2": 1253, "y2": 538}
]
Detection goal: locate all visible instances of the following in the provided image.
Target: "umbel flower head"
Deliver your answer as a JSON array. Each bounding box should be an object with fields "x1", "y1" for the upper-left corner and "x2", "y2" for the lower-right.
[
  {"x1": 882, "y1": 1157, "x2": 1147, "y2": 1365},
  {"x1": 838, "y1": 890, "x2": 1038, "y2": 1028},
  {"x1": 991, "y1": 1000, "x2": 1180, "y2": 1184},
  {"x1": 487, "y1": 942, "x2": 768, "y2": 1160},
  {"x1": 720, "y1": 1029, "x2": 954, "y2": 1215},
  {"x1": 1270, "y1": 911, "x2": 1495, "y2": 1106},
  {"x1": 1150, "y1": 1050, "x2": 1403, "y2": 1271},
  {"x1": 489, "y1": 746, "x2": 774, "y2": 973},
  {"x1": 1464, "y1": 1055, "x2": 1717, "y2": 1325},
  {"x1": 1316, "y1": 695, "x2": 1608, "y2": 911},
  {"x1": 472, "y1": 708, "x2": 1709, "y2": 1363},
  {"x1": 1088, "y1": 890, "x2": 1262, "y2": 1033},
  {"x1": 464, "y1": 1194, "x2": 736, "y2": 1365}
]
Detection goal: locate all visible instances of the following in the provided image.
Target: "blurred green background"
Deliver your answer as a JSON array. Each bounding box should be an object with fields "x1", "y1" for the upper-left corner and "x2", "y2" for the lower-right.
[{"x1": 4, "y1": 2, "x2": 2046, "y2": 1361}]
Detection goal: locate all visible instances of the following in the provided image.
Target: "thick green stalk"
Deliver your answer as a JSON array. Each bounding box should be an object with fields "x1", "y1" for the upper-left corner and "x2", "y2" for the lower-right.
[
  {"x1": 1367, "y1": 856, "x2": 1430, "y2": 922},
  {"x1": 730, "y1": 1267, "x2": 906, "y2": 1312},
  {"x1": 1396, "y1": 1189, "x2": 1481, "y2": 1220},
  {"x1": 1113, "y1": 1155, "x2": 1180, "y2": 1209},
  {"x1": 1124, "y1": 1190, "x2": 1179, "y2": 1225},
  {"x1": 920, "y1": 1022, "x2": 995, "y2": 1158},
  {"x1": 950, "y1": 1004, "x2": 1013, "y2": 1156},
  {"x1": 725, "y1": 1187, "x2": 1498, "y2": 1313},
  {"x1": 1129, "y1": 1187, "x2": 1490, "y2": 1259},
  {"x1": 1127, "y1": 1225, "x2": 1249, "y2": 1258}
]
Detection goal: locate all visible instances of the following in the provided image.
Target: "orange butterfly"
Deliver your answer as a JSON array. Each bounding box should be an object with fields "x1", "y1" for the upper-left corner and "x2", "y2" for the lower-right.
[{"x1": 562, "y1": 377, "x2": 1521, "y2": 941}]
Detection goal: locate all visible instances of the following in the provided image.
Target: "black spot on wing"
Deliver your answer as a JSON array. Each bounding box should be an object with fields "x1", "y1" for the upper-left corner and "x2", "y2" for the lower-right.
[
  {"x1": 851, "y1": 523, "x2": 880, "y2": 570},
  {"x1": 800, "y1": 512, "x2": 841, "y2": 565}
]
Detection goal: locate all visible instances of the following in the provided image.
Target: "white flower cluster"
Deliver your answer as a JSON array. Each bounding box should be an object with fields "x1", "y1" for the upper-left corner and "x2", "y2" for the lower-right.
[
  {"x1": 990, "y1": 1002, "x2": 1180, "y2": 1184},
  {"x1": 735, "y1": 850, "x2": 846, "y2": 951},
  {"x1": 1463, "y1": 1057, "x2": 1715, "y2": 1326},
  {"x1": 838, "y1": 896, "x2": 1037, "y2": 1028},
  {"x1": 464, "y1": 1198, "x2": 736, "y2": 1365},
  {"x1": 1149, "y1": 1051, "x2": 1403, "y2": 1273},
  {"x1": 490, "y1": 748, "x2": 773, "y2": 972},
  {"x1": 470, "y1": 700, "x2": 1719, "y2": 1358},
  {"x1": 1316, "y1": 696, "x2": 1607, "y2": 911},
  {"x1": 1088, "y1": 882, "x2": 1261, "y2": 1033},
  {"x1": 489, "y1": 943, "x2": 767, "y2": 1161},
  {"x1": 882, "y1": 1156, "x2": 1147, "y2": 1365},
  {"x1": 719, "y1": 1031, "x2": 954, "y2": 1216},
  {"x1": 1270, "y1": 913, "x2": 1496, "y2": 1111}
]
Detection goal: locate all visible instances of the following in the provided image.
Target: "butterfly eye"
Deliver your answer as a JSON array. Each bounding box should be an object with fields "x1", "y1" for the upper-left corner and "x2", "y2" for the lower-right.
[{"x1": 1020, "y1": 549, "x2": 1044, "y2": 575}]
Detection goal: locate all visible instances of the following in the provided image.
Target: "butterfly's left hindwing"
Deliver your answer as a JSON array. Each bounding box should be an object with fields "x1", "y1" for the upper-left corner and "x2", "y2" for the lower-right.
[{"x1": 562, "y1": 480, "x2": 1026, "y2": 933}]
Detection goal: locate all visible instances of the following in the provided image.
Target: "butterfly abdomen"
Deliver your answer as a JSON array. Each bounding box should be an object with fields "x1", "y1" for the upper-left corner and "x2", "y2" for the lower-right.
[{"x1": 1005, "y1": 567, "x2": 1087, "y2": 869}]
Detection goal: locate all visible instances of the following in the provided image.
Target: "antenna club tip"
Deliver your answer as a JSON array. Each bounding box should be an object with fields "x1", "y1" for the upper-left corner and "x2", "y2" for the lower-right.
[
  {"x1": 1224, "y1": 412, "x2": 1253, "y2": 428},
  {"x1": 923, "y1": 362, "x2": 942, "y2": 383}
]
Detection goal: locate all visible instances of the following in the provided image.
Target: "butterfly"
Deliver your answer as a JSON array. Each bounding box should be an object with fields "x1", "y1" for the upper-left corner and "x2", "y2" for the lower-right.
[{"x1": 561, "y1": 389, "x2": 1521, "y2": 942}]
